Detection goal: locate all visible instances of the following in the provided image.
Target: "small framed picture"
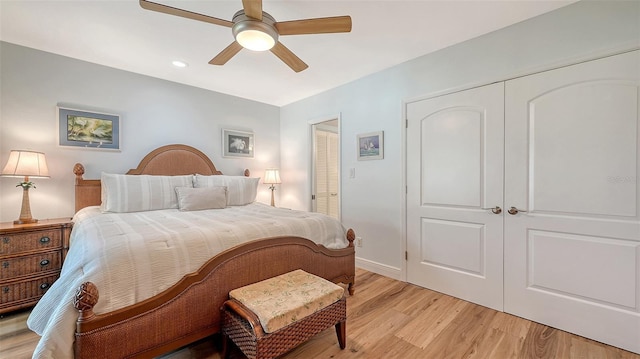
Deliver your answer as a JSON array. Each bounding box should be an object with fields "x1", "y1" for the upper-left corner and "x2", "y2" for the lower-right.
[
  {"x1": 58, "y1": 107, "x2": 120, "y2": 150},
  {"x1": 357, "y1": 131, "x2": 384, "y2": 161},
  {"x1": 223, "y1": 129, "x2": 254, "y2": 158}
]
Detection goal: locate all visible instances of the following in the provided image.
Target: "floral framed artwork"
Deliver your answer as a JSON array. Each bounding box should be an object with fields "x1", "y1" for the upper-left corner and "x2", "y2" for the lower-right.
[
  {"x1": 58, "y1": 107, "x2": 120, "y2": 150},
  {"x1": 357, "y1": 131, "x2": 384, "y2": 160},
  {"x1": 223, "y1": 129, "x2": 254, "y2": 158}
]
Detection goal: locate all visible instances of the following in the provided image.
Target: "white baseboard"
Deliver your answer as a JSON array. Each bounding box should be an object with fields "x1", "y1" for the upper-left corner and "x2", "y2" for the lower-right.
[{"x1": 355, "y1": 257, "x2": 402, "y2": 281}]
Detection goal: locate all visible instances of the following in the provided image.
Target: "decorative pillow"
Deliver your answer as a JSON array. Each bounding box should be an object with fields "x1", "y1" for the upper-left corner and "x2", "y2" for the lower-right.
[
  {"x1": 101, "y1": 173, "x2": 193, "y2": 213},
  {"x1": 175, "y1": 186, "x2": 227, "y2": 211},
  {"x1": 194, "y1": 175, "x2": 259, "y2": 206}
]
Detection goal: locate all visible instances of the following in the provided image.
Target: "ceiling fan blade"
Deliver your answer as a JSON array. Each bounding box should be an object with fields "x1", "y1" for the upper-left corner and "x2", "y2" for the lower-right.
[
  {"x1": 270, "y1": 42, "x2": 308, "y2": 73},
  {"x1": 209, "y1": 42, "x2": 243, "y2": 65},
  {"x1": 140, "y1": 0, "x2": 233, "y2": 27},
  {"x1": 242, "y1": 0, "x2": 262, "y2": 20},
  {"x1": 275, "y1": 16, "x2": 352, "y2": 35}
]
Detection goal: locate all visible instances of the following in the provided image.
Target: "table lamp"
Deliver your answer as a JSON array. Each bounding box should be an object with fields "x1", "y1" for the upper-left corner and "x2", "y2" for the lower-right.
[
  {"x1": 1, "y1": 150, "x2": 50, "y2": 224},
  {"x1": 263, "y1": 169, "x2": 281, "y2": 207}
]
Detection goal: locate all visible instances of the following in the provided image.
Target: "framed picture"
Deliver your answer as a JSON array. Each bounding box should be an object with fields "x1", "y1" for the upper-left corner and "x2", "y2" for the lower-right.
[
  {"x1": 357, "y1": 131, "x2": 384, "y2": 160},
  {"x1": 58, "y1": 107, "x2": 120, "y2": 150},
  {"x1": 223, "y1": 129, "x2": 254, "y2": 158}
]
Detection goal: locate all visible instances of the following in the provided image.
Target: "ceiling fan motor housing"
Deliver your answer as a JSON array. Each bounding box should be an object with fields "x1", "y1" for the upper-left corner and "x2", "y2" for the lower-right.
[{"x1": 232, "y1": 10, "x2": 279, "y2": 51}]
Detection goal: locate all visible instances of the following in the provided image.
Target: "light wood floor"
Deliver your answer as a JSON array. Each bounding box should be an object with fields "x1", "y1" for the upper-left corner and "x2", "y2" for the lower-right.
[{"x1": 2, "y1": 268, "x2": 639, "y2": 359}]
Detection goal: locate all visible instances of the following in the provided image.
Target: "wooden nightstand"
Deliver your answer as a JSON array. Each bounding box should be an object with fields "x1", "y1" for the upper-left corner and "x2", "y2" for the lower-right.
[{"x1": 0, "y1": 218, "x2": 72, "y2": 314}]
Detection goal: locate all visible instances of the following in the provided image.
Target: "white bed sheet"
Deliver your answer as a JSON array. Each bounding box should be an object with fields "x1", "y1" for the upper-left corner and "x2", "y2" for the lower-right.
[{"x1": 27, "y1": 203, "x2": 348, "y2": 359}]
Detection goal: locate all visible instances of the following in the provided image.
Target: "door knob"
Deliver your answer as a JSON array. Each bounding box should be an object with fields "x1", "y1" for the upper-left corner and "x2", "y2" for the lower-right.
[
  {"x1": 508, "y1": 206, "x2": 528, "y2": 215},
  {"x1": 481, "y1": 206, "x2": 502, "y2": 214}
]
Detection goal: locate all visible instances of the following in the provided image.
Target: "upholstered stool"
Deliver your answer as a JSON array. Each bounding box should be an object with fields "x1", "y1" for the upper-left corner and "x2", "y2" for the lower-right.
[{"x1": 221, "y1": 269, "x2": 347, "y2": 359}]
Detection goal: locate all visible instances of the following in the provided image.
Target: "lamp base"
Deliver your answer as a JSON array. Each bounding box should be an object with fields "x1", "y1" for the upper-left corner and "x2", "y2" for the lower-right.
[
  {"x1": 14, "y1": 218, "x2": 38, "y2": 225},
  {"x1": 269, "y1": 185, "x2": 276, "y2": 207},
  {"x1": 15, "y1": 187, "x2": 37, "y2": 225}
]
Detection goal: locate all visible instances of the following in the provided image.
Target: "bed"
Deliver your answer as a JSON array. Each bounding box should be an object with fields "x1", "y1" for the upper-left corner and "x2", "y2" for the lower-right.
[{"x1": 27, "y1": 144, "x2": 355, "y2": 359}]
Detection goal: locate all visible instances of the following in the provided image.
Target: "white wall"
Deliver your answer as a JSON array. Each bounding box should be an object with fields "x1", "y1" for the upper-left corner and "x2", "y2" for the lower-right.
[
  {"x1": 280, "y1": 1, "x2": 640, "y2": 277},
  {"x1": 0, "y1": 42, "x2": 280, "y2": 222},
  {"x1": 2, "y1": 1, "x2": 637, "y2": 275}
]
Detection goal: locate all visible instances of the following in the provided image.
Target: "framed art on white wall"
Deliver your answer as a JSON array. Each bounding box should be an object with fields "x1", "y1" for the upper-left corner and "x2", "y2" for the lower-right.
[
  {"x1": 58, "y1": 106, "x2": 120, "y2": 150},
  {"x1": 357, "y1": 131, "x2": 383, "y2": 160},
  {"x1": 222, "y1": 129, "x2": 254, "y2": 158}
]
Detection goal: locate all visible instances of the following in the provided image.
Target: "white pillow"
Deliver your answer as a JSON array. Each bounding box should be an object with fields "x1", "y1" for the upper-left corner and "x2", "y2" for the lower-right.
[
  {"x1": 101, "y1": 173, "x2": 193, "y2": 213},
  {"x1": 194, "y1": 174, "x2": 259, "y2": 206},
  {"x1": 175, "y1": 186, "x2": 227, "y2": 211}
]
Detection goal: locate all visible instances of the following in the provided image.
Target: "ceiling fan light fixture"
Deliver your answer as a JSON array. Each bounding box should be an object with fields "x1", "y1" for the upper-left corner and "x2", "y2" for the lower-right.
[
  {"x1": 235, "y1": 29, "x2": 275, "y2": 51},
  {"x1": 232, "y1": 10, "x2": 278, "y2": 52}
]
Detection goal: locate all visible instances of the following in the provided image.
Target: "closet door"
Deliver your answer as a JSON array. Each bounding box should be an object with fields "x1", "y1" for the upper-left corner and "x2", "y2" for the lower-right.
[
  {"x1": 504, "y1": 50, "x2": 640, "y2": 353},
  {"x1": 313, "y1": 128, "x2": 340, "y2": 219},
  {"x1": 406, "y1": 82, "x2": 505, "y2": 311},
  {"x1": 326, "y1": 131, "x2": 340, "y2": 219}
]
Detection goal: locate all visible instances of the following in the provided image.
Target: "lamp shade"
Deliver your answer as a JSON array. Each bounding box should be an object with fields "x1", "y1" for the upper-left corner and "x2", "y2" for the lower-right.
[
  {"x1": 1, "y1": 150, "x2": 50, "y2": 178},
  {"x1": 264, "y1": 169, "x2": 281, "y2": 184}
]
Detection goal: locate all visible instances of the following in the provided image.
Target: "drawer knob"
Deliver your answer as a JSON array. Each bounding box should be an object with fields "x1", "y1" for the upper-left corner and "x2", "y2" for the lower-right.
[
  {"x1": 40, "y1": 282, "x2": 50, "y2": 290},
  {"x1": 2, "y1": 237, "x2": 9, "y2": 244},
  {"x1": 40, "y1": 259, "x2": 50, "y2": 267},
  {"x1": 2, "y1": 287, "x2": 8, "y2": 294},
  {"x1": 39, "y1": 236, "x2": 51, "y2": 244},
  {"x1": 2, "y1": 261, "x2": 8, "y2": 269}
]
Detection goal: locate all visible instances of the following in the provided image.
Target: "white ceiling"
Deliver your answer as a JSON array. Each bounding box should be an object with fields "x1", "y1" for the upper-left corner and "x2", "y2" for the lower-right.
[{"x1": 0, "y1": 0, "x2": 575, "y2": 106}]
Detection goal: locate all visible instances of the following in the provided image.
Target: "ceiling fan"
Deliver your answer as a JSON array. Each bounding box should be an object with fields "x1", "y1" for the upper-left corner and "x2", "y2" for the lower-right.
[{"x1": 139, "y1": 0, "x2": 352, "y2": 72}]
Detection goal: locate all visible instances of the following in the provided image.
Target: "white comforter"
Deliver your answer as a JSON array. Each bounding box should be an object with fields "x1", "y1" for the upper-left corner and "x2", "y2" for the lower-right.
[{"x1": 27, "y1": 203, "x2": 347, "y2": 359}]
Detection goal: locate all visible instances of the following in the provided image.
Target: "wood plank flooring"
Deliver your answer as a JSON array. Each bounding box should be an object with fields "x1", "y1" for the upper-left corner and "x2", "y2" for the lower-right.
[{"x1": 1, "y1": 268, "x2": 638, "y2": 358}]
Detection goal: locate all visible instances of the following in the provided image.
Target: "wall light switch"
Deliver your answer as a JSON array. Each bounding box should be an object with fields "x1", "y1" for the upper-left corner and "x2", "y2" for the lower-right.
[{"x1": 349, "y1": 168, "x2": 355, "y2": 179}]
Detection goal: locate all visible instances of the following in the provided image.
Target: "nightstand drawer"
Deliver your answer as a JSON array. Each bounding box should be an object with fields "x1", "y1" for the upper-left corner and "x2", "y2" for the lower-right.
[
  {"x1": 0, "y1": 219, "x2": 71, "y2": 314},
  {"x1": 1, "y1": 274, "x2": 57, "y2": 306},
  {"x1": 0, "y1": 229, "x2": 62, "y2": 255},
  {"x1": 0, "y1": 252, "x2": 62, "y2": 280}
]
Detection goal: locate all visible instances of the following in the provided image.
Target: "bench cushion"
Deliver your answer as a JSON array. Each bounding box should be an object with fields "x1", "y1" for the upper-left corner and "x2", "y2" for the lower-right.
[{"x1": 229, "y1": 269, "x2": 344, "y2": 333}]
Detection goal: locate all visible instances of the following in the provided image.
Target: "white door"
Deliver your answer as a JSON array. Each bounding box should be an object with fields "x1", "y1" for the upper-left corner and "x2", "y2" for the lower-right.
[
  {"x1": 312, "y1": 122, "x2": 340, "y2": 219},
  {"x1": 406, "y1": 82, "x2": 505, "y2": 311},
  {"x1": 504, "y1": 51, "x2": 640, "y2": 353}
]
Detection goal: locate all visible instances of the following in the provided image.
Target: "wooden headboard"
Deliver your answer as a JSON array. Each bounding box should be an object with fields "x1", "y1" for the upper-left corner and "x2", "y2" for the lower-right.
[{"x1": 73, "y1": 144, "x2": 247, "y2": 212}]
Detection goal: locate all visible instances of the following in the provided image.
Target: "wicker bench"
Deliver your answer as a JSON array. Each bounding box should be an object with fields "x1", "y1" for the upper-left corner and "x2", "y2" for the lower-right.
[{"x1": 221, "y1": 269, "x2": 347, "y2": 359}]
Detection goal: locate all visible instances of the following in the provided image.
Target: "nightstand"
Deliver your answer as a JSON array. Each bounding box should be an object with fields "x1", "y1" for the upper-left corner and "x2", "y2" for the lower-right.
[{"x1": 0, "y1": 218, "x2": 72, "y2": 314}]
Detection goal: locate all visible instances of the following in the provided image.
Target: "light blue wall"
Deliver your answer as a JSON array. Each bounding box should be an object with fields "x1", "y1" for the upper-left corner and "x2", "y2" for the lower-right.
[
  {"x1": 280, "y1": 0, "x2": 640, "y2": 276},
  {"x1": 2, "y1": 1, "x2": 638, "y2": 274},
  {"x1": 0, "y1": 42, "x2": 280, "y2": 222}
]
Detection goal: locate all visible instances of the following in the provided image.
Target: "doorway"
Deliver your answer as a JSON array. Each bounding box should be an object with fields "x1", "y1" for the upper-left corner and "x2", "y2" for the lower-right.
[{"x1": 311, "y1": 119, "x2": 340, "y2": 220}]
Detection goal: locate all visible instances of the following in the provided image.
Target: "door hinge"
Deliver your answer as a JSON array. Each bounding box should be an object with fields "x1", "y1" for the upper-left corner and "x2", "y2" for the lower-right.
[
  {"x1": 405, "y1": 119, "x2": 408, "y2": 128},
  {"x1": 311, "y1": 194, "x2": 316, "y2": 200},
  {"x1": 405, "y1": 251, "x2": 408, "y2": 260}
]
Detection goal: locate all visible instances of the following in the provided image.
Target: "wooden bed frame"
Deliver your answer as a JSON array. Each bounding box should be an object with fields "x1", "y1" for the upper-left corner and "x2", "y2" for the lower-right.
[{"x1": 69, "y1": 144, "x2": 356, "y2": 358}]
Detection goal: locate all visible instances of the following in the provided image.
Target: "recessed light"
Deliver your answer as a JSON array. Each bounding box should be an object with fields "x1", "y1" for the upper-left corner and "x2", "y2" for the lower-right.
[{"x1": 172, "y1": 60, "x2": 188, "y2": 68}]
